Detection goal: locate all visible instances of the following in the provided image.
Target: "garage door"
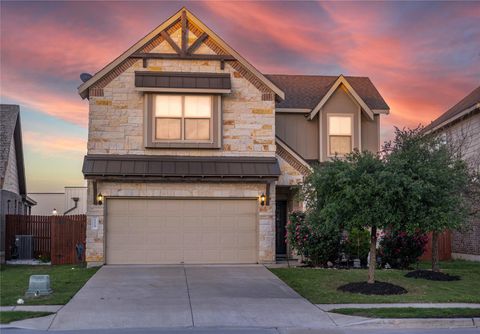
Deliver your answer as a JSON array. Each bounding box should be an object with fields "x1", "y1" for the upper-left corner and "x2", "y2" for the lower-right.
[{"x1": 106, "y1": 198, "x2": 257, "y2": 264}]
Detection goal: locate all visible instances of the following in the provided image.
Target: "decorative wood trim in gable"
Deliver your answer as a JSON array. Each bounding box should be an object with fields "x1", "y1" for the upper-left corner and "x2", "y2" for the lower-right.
[
  {"x1": 79, "y1": 8, "x2": 284, "y2": 100},
  {"x1": 89, "y1": 21, "x2": 182, "y2": 97}
]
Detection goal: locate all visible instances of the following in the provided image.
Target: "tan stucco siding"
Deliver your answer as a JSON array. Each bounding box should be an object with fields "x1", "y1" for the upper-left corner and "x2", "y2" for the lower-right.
[
  {"x1": 320, "y1": 85, "x2": 361, "y2": 161},
  {"x1": 361, "y1": 114, "x2": 381, "y2": 153},
  {"x1": 3, "y1": 140, "x2": 19, "y2": 194},
  {"x1": 276, "y1": 114, "x2": 318, "y2": 160},
  {"x1": 88, "y1": 57, "x2": 275, "y2": 157}
]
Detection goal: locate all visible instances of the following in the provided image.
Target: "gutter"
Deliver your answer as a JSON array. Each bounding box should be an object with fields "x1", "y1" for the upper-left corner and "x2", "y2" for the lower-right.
[{"x1": 64, "y1": 197, "x2": 79, "y2": 215}]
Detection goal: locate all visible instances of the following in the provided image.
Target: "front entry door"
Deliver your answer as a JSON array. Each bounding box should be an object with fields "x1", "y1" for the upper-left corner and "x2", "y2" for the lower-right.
[{"x1": 275, "y1": 200, "x2": 288, "y2": 257}]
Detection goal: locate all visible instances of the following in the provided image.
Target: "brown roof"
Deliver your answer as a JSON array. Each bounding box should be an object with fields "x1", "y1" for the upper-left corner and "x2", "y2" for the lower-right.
[
  {"x1": 83, "y1": 155, "x2": 280, "y2": 181},
  {"x1": 424, "y1": 85, "x2": 480, "y2": 132},
  {"x1": 266, "y1": 74, "x2": 389, "y2": 111},
  {"x1": 135, "y1": 72, "x2": 231, "y2": 90}
]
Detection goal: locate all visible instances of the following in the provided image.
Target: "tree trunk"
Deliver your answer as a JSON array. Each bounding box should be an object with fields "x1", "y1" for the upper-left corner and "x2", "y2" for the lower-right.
[
  {"x1": 431, "y1": 231, "x2": 440, "y2": 272},
  {"x1": 368, "y1": 226, "x2": 377, "y2": 284}
]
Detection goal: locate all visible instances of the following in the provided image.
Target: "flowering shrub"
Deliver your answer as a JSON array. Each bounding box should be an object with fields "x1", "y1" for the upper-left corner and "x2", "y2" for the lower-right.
[
  {"x1": 379, "y1": 230, "x2": 429, "y2": 269},
  {"x1": 286, "y1": 211, "x2": 341, "y2": 266}
]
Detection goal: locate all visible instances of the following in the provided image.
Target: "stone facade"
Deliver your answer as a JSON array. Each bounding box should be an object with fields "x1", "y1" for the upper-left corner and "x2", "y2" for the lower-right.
[
  {"x1": 88, "y1": 59, "x2": 275, "y2": 157},
  {"x1": 85, "y1": 33, "x2": 277, "y2": 265}
]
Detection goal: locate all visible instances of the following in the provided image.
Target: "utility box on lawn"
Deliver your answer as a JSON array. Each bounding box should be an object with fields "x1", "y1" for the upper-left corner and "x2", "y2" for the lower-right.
[{"x1": 26, "y1": 275, "x2": 53, "y2": 296}]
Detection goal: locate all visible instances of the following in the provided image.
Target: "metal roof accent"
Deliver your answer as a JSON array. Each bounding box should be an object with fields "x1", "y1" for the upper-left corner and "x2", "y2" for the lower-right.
[
  {"x1": 135, "y1": 71, "x2": 231, "y2": 91},
  {"x1": 82, "y1": 155, "x2": 281, "y2": 181}
]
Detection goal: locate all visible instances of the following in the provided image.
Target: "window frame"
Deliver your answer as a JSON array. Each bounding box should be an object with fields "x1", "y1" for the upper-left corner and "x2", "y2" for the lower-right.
[
  {"x1": 327, "y1": 113, "x2": 354, "y2": 157},
  {"x1": 144, "y1": 93, "x2": 222, "y2": 149}
]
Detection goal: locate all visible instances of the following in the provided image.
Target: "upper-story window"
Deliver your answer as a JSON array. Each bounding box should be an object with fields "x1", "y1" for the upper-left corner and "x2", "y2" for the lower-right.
[
  {"x1": 155, "y1": 95, "x2": 212, "y2": 141},
  {"x1": 327, "y1": 115, "x2": 353, "y2": 156},
  {"x1": 145, "y1": 94, "x2": 221, "y2": 149}
]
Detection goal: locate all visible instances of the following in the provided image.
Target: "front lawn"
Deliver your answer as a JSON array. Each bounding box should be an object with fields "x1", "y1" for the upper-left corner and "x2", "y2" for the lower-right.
[
  {"x1": 270, "y1": 260, "x2": 480, "y2": 304},
  {"x1": 0, "y1": 311, "x2": 54, "y2": 324},
  {"x1": 331, "y1": 307, "x2": 480, "y2": 318},
  {"x1": 0, "y1": 264, "x2": 99, "y2": 306}
]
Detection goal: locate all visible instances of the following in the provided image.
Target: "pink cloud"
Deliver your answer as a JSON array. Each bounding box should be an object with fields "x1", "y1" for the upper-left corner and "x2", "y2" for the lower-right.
[{"x1": 23, "y1": 131, "x2": 87, "y2": 158}]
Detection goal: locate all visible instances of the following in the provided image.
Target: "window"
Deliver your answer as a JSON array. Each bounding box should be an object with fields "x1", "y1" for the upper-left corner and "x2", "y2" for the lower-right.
[
  {"x1": 154, "y1": 95, "x2": 212, "y2": 142},
  {"x1": 328, "y1": 115, "x2": 353, "y2": 156}
]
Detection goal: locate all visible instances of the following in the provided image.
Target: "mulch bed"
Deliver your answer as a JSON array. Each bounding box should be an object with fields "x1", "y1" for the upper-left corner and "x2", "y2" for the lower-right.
[
  {"x1": 337, "y1": 281, "x2": 407, "y2": 295},
  {"x1": 405, "y1": 270, "x2": 461, "y2": 281}
]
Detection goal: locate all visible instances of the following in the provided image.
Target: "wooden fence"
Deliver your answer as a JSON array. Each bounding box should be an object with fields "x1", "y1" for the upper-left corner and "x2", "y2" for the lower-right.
[
  {"x1": 420, "y1": 230, "x2": 452, "y2": 261},
  {"x1": 5, "y1": 214, "x2": 86, "y2": 265}
]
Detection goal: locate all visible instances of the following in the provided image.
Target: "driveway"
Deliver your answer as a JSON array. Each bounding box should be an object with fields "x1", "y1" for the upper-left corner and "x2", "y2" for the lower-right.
[{"x1": 50, "y1": 265, "x2": 334, "y2": 330}]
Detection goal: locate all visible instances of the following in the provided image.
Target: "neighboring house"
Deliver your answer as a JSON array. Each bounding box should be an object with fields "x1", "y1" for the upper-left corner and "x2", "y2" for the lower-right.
[
  {"x1": 78, "y1": 8, "x2": 389, "y2": 266},
  {"x1": 0, "y1": 104, "x2": 36, "y2": 263},
  {"x1": 425, "y1": 85, "x2": 480, "y2": 261},
  {"x1": 29, "y1": 186, "x2": 88, "y2": 215}
]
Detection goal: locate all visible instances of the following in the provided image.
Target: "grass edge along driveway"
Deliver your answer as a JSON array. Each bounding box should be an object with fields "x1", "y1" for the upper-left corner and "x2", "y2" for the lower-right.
[
  {"x1": 0, "y1": 264, "x2": 99, "y2": 306},
  {"x1": 270, "y1": 260, "x2": 480, "y2": 304},
  {"x1": 331, "y1": 307, "x2": 480, "y2": 318},
  {"x1": 0, "y1": 311, "x2": 54, "y2": 324}
]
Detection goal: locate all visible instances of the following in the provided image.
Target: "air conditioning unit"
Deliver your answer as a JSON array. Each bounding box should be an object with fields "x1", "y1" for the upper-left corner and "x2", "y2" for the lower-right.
[{"x1": 15, "y1": 235, "x2": 33, "y2": 259}]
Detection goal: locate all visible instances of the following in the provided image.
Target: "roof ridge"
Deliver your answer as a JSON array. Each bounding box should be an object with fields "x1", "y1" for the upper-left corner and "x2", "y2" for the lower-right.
[{"x1": 266, "y1": 73, "x2": 370, "y2": 79}]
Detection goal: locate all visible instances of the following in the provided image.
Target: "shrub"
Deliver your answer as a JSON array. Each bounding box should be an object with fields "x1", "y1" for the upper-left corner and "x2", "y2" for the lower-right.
[
  {"x1": 379, "y1": 230, "x2": 428, "y2": 269},
  {"x1": 286, "y1": 211, "x2": 341, "y2": 266},
  {"x1": 344, "y1": 227, "x2": 370, "y2": 264}
]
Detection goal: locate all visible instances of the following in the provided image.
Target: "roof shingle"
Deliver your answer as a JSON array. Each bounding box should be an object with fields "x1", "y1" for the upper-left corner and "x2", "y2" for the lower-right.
[
  {"x1": 424, "y1": 85, "x2": 480, "y2": 132},
  {"x1": 266, "y1": 74, "x2": 389, "y2": 111}
]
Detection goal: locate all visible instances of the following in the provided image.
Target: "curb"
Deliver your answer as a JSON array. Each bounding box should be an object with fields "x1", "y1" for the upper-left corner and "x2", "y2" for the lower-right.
[
  {"x1": 340, "y1": 317, "x2": 478, "y2": 329},
  {"x1": 0, "y1": 305, "x2": 63, "y2": 312}
]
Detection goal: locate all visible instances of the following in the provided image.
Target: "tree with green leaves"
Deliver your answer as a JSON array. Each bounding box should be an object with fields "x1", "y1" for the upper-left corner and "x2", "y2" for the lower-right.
[
  {"x1": 384, "y1": 127, "x2": 473, "y2": 272},
  {"x1": 302, "y1": 151, "x2": 398, "y2": 283}
]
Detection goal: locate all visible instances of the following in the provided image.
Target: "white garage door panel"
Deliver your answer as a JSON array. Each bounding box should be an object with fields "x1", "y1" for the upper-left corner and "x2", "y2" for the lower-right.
[{"x1": 106, "y1": 198, "x2": 257, "y2": 264}]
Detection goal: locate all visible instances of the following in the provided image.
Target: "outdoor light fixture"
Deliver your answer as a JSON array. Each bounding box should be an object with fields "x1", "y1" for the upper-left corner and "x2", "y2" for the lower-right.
[
  {"x1": 52, "y1": 208, "x2": 58, "y2": 216},
  {"x1": 260, "y1": 193, "x2": 266, "y2": 206},
  {"x1": 96, "y1": 193, "x2": 103, "y2": 205}
]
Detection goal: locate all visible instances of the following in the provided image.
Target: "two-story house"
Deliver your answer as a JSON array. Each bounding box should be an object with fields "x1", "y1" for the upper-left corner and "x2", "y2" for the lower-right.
[
  {"x1": 0, "y1": 104, "x2": 36, "y2": 263},
  {"x1": 79, "y1": 8, "x2": 389, "y2": 266},
  {"x1": 425, "y1": 85, "x2": 480, "y2": 262}
]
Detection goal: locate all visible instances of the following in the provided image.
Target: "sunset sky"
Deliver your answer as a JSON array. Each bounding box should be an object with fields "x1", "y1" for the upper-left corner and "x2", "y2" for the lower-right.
[{"x1": 1, "y1": 1, "x2": 479, "y2": 192}]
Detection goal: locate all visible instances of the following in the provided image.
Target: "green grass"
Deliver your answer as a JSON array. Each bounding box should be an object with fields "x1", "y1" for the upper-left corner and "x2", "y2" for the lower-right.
[
  {"x1": 331, "y1": 307, "x2": 480, "y2": 318},
  {"x1": 270, "y1": 260, "x2": 480, "y2": 304},
  {"x1": 0, "y1": 264, "x2": 99, "y2": 306},
  {"x1": 0, "y1": 311, "x2": 54, "y2": 324}
]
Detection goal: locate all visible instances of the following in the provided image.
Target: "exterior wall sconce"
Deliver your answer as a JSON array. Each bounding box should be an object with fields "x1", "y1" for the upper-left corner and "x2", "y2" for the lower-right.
[
  {"x1": 260, "y1": 193, "x2": 266, "y2": 206},
  {"x1": 52, "y1": 208, "x2": 58, "y2": 216},
  {"x1": 96, "y1": 193, "x2": 103, "y2": 205}
]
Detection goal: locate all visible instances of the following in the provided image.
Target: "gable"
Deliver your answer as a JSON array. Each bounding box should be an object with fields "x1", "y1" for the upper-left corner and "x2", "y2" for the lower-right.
[
  {"x1": 309, "y1": 75, "x2": 377, "y2": 120},
  {"x1": 78, "y1": 7, "x2": 284, "y2": 101},
  {"x1": 266, "y1": 74, "x2": 390, "y2": 114}
]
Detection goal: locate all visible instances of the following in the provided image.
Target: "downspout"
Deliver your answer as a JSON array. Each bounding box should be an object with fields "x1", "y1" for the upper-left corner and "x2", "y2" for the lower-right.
[{"x1": 64, "y1": 197, "x2": 79, "y2": 215}]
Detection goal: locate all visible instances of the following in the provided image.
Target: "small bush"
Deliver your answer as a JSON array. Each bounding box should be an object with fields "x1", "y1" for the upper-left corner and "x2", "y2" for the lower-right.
[
  {"x1": 286, "y1": 211, "x2": 341, "y2": 266},
  {"x1": 343, "y1": 227, "x2": 370, "y2": 264},
  {"x1": 379, "y1": 230, "x2": 428, "y2": 269}
]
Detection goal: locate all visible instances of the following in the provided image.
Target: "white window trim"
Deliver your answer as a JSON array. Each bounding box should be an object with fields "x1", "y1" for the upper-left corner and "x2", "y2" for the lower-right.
[
  {"x1": 326, "y1": 113, "x2": 354, "y2": 157},
  {"x1": 152, "y1": 94, "x2": 214, "y2": 144}
]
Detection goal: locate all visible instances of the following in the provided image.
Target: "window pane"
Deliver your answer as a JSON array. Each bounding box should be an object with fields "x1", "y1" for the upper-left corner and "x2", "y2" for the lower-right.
[
  {"x1": 329, "y1": 135, "x2": 351, "y2": 155},
  {"x1": 155, "y1": 118, "x2": 181, "y2": 140},
  {"x1": 329, "y1": 116, "x2": 352, "y2": 135},
  {"x1": 185, "y1": 119, "x2": 210, "y2": 140},
  {"x1": 155, "y1": 95, "x2": 182, "y2": 117},
  {"x1": 184, "y1": 96, "x2": 212, "y2": 118}
]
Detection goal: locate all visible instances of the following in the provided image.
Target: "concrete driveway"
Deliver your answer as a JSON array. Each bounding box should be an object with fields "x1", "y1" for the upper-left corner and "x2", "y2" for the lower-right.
[{"x1": 50, "y1": 265, "x2": 334, "y2": 330}]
